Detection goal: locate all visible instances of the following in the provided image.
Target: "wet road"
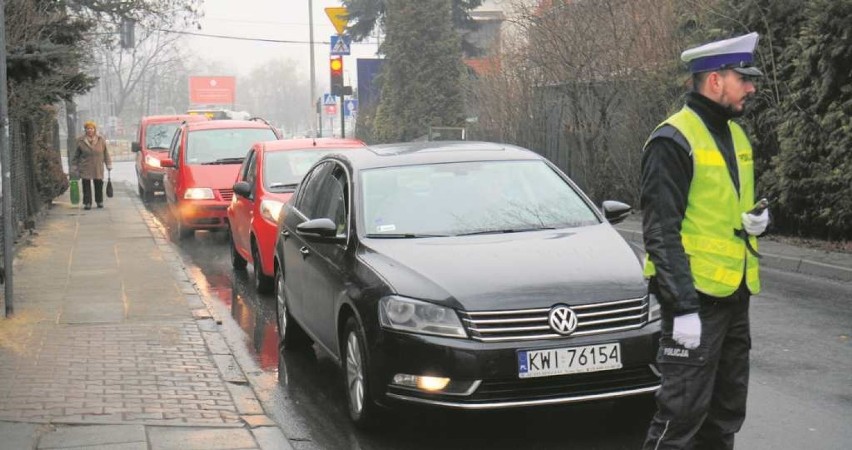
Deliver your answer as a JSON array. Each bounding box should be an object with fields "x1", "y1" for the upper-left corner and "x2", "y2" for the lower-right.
[
  {"x1": 111, "y1": 162, "x2": 851, "y2": 449},
  {"x1": 136, "y1": 187, "x2": 653, "y2": 449}
]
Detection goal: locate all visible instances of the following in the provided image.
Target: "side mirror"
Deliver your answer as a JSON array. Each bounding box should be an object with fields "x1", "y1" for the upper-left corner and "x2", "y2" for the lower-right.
[
  {"x1": 131, "y1": 142, "x2": 141, "y2": 153},
  {"x1": 233, "y1": 181, "x2": 252, "y2": 198},
  {"x1": 160, "y1": 158, "x2": 176, "y2": 168},
  {"x1": 296, "y1": 218, "x2": 344, "y2": 242},
  {"x1": 602, "y1": 200, "x2": 632, "y2": 225}
]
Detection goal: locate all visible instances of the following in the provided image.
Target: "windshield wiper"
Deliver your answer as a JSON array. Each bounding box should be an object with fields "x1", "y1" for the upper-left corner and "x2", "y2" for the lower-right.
[
  {"x1": 202, "y1": 157, "x2": 244, "y2": 165},
  {"x1": 268, "y1": 182, "x2": 299, "y2": 189},
  {"x1": 454, "y1": 227, "x2": 556, "y2": 237},
  {"x1": 147, "y1": 146, "x2": 169, "y2": 150},
  {"x1": 366, "y1": 233, "x2": 451, "y2": 238}
]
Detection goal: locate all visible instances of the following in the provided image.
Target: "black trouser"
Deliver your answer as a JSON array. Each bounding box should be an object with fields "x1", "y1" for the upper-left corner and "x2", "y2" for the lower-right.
[
  {"x1": 643, "y1": 290, "x2": 751, "y2": 450},
  {"x1": 81, "y1": 178, "x2": 104, "y2": 206}
]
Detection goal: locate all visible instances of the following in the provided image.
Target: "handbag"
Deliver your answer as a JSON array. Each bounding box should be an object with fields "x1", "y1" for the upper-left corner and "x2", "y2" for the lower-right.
[{"x1": 106, "y1": 173, "x2": 113, "y2": 198}]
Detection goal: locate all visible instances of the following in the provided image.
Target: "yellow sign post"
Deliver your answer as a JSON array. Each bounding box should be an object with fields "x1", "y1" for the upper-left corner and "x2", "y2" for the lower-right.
[{"x1": 324, "y1": 6, "x2": 349, "y2": 35}]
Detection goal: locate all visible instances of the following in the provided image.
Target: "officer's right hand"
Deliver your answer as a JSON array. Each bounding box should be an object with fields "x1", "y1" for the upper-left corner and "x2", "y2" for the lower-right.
[{"x1": 673, "y1": 312, "x2": 701, "y2": 349}]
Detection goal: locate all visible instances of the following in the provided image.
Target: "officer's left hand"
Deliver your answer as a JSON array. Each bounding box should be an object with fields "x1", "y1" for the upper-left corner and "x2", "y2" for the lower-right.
[{"x1": 741, "y1": 208, "x2": 769, "y2": 236}]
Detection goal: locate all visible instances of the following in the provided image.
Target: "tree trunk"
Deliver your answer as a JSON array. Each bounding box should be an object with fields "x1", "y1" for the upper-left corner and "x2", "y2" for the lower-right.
[{"x1": 64, "y1": 99, "x2": 77, "y2": 176}]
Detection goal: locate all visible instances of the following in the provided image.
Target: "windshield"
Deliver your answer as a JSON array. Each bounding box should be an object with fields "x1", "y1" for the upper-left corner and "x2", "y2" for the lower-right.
[
  {"x1": 361, "y1": 160, "x2": 599, "y2": 237},
  {"x1": 145, "y1": 123, "x2": 179, "y2": 150},
  {"x1": 263, "y1": 149, "x2": 338, "y2": 190},
  {"x1": 185, "y1": 128, "x2": 277, "y2": 164}
]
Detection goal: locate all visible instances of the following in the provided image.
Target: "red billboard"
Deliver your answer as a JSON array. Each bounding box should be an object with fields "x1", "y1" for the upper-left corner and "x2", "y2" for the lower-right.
[{"x1": 189, "y1": 76, "x2": 236, "y2": 105}]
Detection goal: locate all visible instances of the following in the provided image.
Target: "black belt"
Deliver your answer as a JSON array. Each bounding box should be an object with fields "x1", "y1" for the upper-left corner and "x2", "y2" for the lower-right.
[{"x1": 734, "y1": 229, "x2": 762, "y2": 259}]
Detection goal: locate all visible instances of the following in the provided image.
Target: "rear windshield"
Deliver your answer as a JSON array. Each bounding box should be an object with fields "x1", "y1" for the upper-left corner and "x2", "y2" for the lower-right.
[
  {"x1": 185, "y1": 128, "x2": 278, "y2": 164},
  {"x1": 145, "y1": 123, "x2": 180, "y2": 150},
  {"x1": 263, "y1": 149, "x2": 340, "y2": 190}
]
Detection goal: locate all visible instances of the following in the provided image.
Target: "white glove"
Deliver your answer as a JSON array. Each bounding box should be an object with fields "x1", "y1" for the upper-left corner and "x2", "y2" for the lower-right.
[
  {"x1": 741, "y1": 208, "x2": 769, "y2": 236},
  {"x1": 673, "y1": 313, "x2": 702, "y2": 349}
]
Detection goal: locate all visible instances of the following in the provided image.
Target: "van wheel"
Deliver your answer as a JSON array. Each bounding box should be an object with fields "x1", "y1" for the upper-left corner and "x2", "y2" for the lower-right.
[
  {"x1": 143, "y1": 187, "x2": 154, "y2": 203},
  {"x1": 230, "y1": 232, "x2": 247, "y2": 270},
  {"x1": 172, "y1": 211, "x2": 193, "y2": 240},
  {"x1": 252, "y1": 242, "x2": 274, "y2": 293},
  {"x1": 343, "y1": 317, "x2": 381, "y2": 428}
]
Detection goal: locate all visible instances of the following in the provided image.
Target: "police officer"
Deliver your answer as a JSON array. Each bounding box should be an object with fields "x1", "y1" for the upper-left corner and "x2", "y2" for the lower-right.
[{"x1": 640, "y1": 32, "x2": 770, "y2": 449}]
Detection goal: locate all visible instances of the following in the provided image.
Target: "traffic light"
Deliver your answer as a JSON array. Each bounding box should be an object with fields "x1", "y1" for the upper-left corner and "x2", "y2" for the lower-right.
[{"x1": 330, "y1": 56, "x2": 343, "y2": 95}]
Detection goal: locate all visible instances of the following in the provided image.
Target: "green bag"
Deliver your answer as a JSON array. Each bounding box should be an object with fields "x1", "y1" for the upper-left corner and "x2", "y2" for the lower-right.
[{"x1": 70, "y1": 178, "x2": 80, "y2": 205}]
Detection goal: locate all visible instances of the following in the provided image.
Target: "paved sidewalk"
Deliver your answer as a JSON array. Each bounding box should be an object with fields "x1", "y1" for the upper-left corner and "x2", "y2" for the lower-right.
[
  {"x1": 0, "y1": 184, "x2": 292, "y2": 449},
  {"x1": 615, "y1": 214, "x2": 852, "y2": 282}
]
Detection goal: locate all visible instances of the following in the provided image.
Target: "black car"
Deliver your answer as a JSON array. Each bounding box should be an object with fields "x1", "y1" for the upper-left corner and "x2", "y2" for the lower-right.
[{"x1": 273, "y1": 141, "x2": 661, "y2": 427}]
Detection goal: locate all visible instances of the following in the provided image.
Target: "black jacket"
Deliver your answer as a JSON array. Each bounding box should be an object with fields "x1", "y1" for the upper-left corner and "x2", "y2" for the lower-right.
[{"x1": 640, "y1": 92, "x2": 745, "y2": 314}]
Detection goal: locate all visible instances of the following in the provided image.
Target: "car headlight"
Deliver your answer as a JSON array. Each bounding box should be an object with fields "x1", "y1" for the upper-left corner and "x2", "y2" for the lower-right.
[
  {"x1": 183, "y1": 187, "x2": 215, "y2": 200},
  {"x1": 260, "y1": 199, "x2": 284, "y2": 224},
  {"x1": 648, "y1": 293, "x2": 661, "y2": 322},
  {"x1": 379, "y1": 296, "x2": 467, "y2": 338},
  {"x1": 144, "y1": 155, "x2": 161, "y2": 168}
]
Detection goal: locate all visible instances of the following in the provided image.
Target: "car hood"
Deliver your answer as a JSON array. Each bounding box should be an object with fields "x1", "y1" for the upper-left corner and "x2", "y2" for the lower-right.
[
  {"x1": 264, "y1": 191, "x2": 294, "y2": 203},
  {"x1": 358, "y1": 224, "x2": 646, "y2": 311},
  {"x1": 184, "y1": 164, "x2": 242, "y2": 190},
  {"x1": 143, "y1": 149, "x2": 170, "y2": 159}
]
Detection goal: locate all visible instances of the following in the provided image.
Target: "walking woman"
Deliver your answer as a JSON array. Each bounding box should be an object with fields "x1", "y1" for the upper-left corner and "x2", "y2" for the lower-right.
[{"x1": 72, "y1": 121, "x2": 112, "y2": 210}]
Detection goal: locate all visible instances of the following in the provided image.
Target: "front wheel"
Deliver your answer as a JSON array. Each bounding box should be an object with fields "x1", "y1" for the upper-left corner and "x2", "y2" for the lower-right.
[
  {"x1": 252, "y1": 242, "x2": 274, "y2": 293},
  {"x1": 171, "y1": 210, "x2": 193, "y2": 240},
  {"x1": 343, "y1": 317, "x2": 381, "y2": 428},
  {"x1": 230, "y1": 231, "x2": 247, "y2": 270}
]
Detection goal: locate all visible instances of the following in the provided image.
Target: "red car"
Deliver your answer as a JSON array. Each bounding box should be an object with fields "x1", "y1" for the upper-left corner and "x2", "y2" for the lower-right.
[
  {"x1": 161, "y1": 119, "x2": 280, "y2": 240},
  {"x1": 227, "y1": 138, "x2": 366, "y2": 292},
  {"x1": 132, "y1": 114, "x2": 208, "y2": 201}
]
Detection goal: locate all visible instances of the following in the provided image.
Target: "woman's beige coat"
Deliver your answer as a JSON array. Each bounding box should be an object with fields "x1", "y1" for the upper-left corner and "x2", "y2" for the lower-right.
[{"x1": 72, "y1": 134, "x2": 112, "y2": 180}]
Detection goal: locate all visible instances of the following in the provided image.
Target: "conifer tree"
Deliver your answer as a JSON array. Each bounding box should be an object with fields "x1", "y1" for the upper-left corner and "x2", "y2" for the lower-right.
[{"x1": 372, "y1": 0, "x2": 466, "y2": 142}]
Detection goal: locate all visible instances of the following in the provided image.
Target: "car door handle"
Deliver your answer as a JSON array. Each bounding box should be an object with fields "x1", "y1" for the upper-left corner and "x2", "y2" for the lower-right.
[
  {"x1": 299, "y1": 246, "x2": 310, "y2": 257},
  {"x1": 281, "y1": 230, "x2": 290, "y2": 239}
]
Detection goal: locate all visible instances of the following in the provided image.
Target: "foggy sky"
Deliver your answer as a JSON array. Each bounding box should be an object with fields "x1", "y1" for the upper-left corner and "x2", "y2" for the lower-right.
[{"x1": 183, "y1": 0, "x2": 381, "y2": 95}]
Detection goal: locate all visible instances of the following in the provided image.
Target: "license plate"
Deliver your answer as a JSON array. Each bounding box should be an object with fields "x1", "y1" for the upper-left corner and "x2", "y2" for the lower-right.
[{"x1": 518, "y1": 343, "x2": 622, "y2": 378}]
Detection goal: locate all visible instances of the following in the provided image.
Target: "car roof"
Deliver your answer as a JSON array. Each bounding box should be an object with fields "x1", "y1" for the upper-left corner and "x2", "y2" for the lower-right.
[
  {"x1": 184, "y1": 119, "x2": 276, "y2": 131},
  {"x1": 259, "y1": 138, "x2": 365, "y2": 153},
  {"x1": 324, "y1": 141, "x2": 543, "y2": 170},
  {"x1": 141, "y1": 114, "x2": 207, "y2": 124}
]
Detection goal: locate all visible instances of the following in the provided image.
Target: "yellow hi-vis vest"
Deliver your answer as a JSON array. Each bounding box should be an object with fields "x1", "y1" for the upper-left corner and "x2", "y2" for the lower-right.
[{"x1": 643, "y1": 106, "x2": 761, "y2": 296}]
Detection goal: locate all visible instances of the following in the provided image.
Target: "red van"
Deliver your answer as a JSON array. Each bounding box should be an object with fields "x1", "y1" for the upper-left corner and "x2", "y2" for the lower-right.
[
  {"x1": 161, "y1": 119, "x2": 280, "y2": 240},
  {"x1": 132, "y1": 114, "x2": 208, "y2": 201},
  {"x1": 227, "y1": 138, "x2": 365, "y2": 292}
]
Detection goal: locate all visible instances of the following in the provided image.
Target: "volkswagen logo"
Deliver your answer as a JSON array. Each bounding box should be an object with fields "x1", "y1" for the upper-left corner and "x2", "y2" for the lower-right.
[{"x1": 548, "y1": 305, "x2": 578, "y2": 335}]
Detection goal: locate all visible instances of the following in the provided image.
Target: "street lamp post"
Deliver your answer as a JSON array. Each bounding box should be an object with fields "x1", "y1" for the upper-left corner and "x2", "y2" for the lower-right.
[
  {"x1": 308, "y1": 0, "x2": 317, "y2": 137},
  {"x1": 0, "y1": 0, "x2": 14, "y2": 316}
]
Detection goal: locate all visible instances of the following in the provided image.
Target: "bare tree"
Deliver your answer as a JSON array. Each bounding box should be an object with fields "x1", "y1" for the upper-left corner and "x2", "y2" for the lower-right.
[
  {"x1": 97, "y1": 29, "x2": 182, "y2": 118},
  {"x1": 469, "y1": 0, "x2": 685, "y2": 205},
  {"x1": 240, "y1": 59, "x2": 313, "y2": 136}
]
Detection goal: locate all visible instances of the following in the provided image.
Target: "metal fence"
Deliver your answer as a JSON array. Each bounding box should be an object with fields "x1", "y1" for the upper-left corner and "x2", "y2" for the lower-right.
[{"x1": 1, "y1": 114, "x2": 64, "y2": 314}]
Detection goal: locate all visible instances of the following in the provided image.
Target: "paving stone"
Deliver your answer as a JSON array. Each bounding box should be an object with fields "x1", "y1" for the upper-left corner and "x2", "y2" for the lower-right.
[
  {"x1": 147, "y1": 426, "x2": 257, "y2": 450},
  {"x1": 37, "y1": 424, "x2": 146, "y2": 448},
  {"x1": 252, "y1": 426, "x2": 296, "y2": 450}
]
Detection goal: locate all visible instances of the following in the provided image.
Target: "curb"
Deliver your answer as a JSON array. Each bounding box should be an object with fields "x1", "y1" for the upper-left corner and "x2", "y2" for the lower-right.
[{"x1": 615, "y1": 227, "x2": 852, "y2": 283}]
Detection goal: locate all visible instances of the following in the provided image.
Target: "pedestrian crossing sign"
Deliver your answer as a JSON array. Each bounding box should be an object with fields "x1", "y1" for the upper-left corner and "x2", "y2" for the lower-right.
[
  {"x1": 322, "y1": 93, "x2": 336, "y2": 105},
  {"x1": 330, "y1": 35, "x2": 351, "y2": 56}
]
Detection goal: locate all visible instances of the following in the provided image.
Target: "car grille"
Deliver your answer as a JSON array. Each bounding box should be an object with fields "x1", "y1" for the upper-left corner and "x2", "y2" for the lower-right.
[
  {"x1": 460, "y1": 297, "x2": 648, "y2": 342},
  {"x1": 469, "y1": 365, "x2": 659, "y2": 403},
  {"x1": 219, "y1": 188, "x2": 234, "y2": 202}
]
